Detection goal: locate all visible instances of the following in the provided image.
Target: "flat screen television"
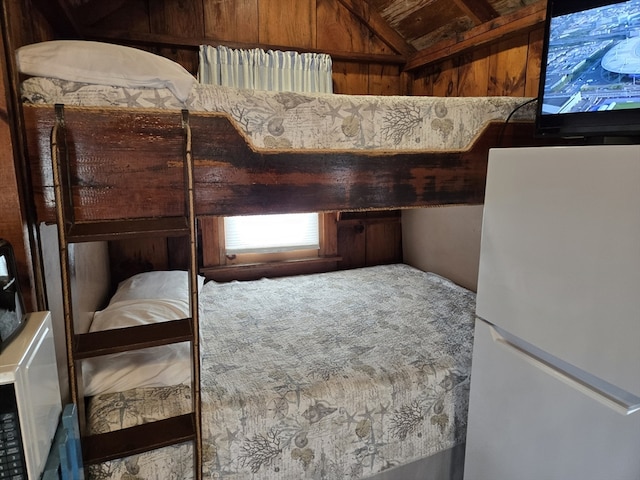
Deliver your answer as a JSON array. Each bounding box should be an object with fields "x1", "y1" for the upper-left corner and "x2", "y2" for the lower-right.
[
  {"x1": 0, "y1": 239, "x2": 26, "y2": 352},
  {"x1": 536, "y1": 0, "x2": 640, "y2": 142}
]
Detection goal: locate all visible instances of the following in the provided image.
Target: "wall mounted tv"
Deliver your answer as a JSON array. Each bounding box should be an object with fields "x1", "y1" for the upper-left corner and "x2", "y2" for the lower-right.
[{"x1": 536, "y1": 0, "x2": 640, "y2": 142}]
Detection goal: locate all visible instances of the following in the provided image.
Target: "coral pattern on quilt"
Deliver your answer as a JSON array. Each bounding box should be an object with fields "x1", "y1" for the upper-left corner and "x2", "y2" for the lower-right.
[
  {"x1": 86, "y1": 265, "x2": 475, "y2": 480},
  {"x1": 22, "y1": 77, "x2": 535, "y2": 153}
]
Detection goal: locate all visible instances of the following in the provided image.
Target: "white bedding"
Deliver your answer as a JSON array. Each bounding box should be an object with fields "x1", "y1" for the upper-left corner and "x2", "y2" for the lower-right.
[
  {"x1": 21, "y1": 76, "x2": 535, "y2": 153},
  {"x1": 86, "y1": 264, "x2": 475, "y2": 479}
]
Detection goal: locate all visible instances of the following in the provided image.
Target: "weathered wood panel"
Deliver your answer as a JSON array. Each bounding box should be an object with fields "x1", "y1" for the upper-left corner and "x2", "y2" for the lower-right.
[
  {"x1": 84, "y1": 0, "x2": 409, "y2": 94},
  {"x1": 367, "y1": 31, "x2": 405, "y2": 95},
  {"x1": 487, "y1": 33, "x2": 529, "y2": 96},
  {"x1": 258, "y1": 0, "x2": 316, "y2": 48},
  {"x1": 317, "y1": 0, "x2": 368, "y2": 52},
  {"x1": 150, "y1": 0, "x2": 204, "y2": 37},
  {"x1": 23, "y1": 105, "x2": 545, "y2": 225},
  {"x1": 457, "y1": 47, "x2": 491, "y2": 96},
  {"x1": 0, "y1": 30, "x2": 33, "y2": 307},
  {"x1": 525, "y1": 27, "x2": 544, "y2": 97},
  {"x1": 431, "y1": 58, "x2": 458, "y2": 96},
  {"x1": 410, "y1": 25, "x2": 544, "y2": 97},
  {"x1": 202, "y1": 0, "x2": 259, "y2": 43},
  {"x1": 332, "y1": 61, "x2": 369, "y2": 95}
]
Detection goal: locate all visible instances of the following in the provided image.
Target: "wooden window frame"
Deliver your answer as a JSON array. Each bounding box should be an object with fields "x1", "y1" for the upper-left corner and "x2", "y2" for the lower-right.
[{"x1": 200, "y1": 213, "x2": 340, "y2": 281}]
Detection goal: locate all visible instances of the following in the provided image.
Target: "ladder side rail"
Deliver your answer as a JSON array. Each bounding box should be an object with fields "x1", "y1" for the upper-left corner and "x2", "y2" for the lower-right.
[
  {"x1": 50, "y1": 104, "x2": 87, "y2": 433},
  {"x1": 182, "y1": 109, "x2": 202, "y2": 480}
]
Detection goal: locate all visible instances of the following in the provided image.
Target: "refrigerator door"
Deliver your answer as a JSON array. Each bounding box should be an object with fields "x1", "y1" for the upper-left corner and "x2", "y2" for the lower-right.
[
  {"x1": 464, "y1": 319, "x2": 640, "y2": 480},
  {"x1": 476, "y1": 145, "x2": 640, "y2": 400}
]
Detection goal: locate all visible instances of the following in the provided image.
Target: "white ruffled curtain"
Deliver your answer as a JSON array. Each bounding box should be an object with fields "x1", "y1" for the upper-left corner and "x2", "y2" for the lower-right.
[{"x1": 198, "y1": 45, "x2": 333, "y2": 93}]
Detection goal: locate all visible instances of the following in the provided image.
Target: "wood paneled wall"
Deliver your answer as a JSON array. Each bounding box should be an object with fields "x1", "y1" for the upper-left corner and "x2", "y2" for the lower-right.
[
  {"x1": 0, "y1": 0, "x2": 55, "y2": 309},
  {"x1": 90, "y1": 0, "x2": 407, "y2": 96},
  {"x1": 410, "y1": 28, "x2": 544, "y2": 97},
  {"x1": 87, "y1": 0, "x2": 542, "y2": 97}
]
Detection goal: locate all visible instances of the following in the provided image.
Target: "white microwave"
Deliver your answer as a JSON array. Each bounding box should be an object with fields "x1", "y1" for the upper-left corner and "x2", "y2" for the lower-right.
[{"x1": 0, "y1": 311, "x2": 61, "y2": 479}]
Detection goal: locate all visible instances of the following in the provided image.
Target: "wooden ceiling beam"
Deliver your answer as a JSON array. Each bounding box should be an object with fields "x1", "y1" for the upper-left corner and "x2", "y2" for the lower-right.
[
  {"x1": 404, "y1": 0, "x2": 546, "y2": 71},
  {"x1": 335, "y1": 0, "x2": 415, "y2": 56},
  {"x1": 452, "y1": 0, "x2": 499, "y2": 24}
]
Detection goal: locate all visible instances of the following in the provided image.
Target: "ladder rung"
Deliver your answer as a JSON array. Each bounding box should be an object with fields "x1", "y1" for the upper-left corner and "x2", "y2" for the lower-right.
[
  {"x1": 66, "y1": 217, "x2": 190, "y2": 242},
  {"x1": 75, "y1": 318, "x2": 194, "y2": 359},
  {"x1": 82, "y1": 413, "x2": 196, "y2": 465}
]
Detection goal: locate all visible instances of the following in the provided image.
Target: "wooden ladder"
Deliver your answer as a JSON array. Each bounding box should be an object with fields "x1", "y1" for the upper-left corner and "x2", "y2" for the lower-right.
[{"x1": 50, "y1": 104, "x2": 202, "y2": 479}]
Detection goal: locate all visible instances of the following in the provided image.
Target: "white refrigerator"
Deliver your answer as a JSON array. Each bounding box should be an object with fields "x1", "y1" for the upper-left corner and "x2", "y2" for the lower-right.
[{"x1": 464, "y1": 145, "x2": 640, "y2": 480}]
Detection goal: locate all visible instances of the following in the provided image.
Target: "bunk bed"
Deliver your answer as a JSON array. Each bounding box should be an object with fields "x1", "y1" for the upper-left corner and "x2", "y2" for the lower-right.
[
  {"x1": 16, "y1": 41, "x2": 541, "y2": 222},
  {"x1": 16, "y1": 40, "x2": 544, "y2": 479}
]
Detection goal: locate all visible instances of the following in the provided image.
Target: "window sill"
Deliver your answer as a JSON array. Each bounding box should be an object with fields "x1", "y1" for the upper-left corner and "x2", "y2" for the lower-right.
[{"x1": 201, "y1": 256, "x2": 342, "y2": 282}]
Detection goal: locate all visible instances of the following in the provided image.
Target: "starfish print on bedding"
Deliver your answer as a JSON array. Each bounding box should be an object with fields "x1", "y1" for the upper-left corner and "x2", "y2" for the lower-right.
[
  {"x1": 376, "y1": 402, "x2": 390, "y2": 420},
  {"x1": 224, "y1": 427, "x2": 240, "y2": 447},
  {"x1": 114, "y1": 89, "x2": 143, "y2": 107},
  {"x1": 363, "y1": 101, "x2": 381, "y2": 117},
  {"x1": 339, "y1": 408, "x2": 359, "y2": 430},
  {"x1": 358, "y1": 405, "x2": 375, "y2": 425},
  {"x1": 322, "y1": 103, "x2": 344, "y2": 123},
  {"x1": 145, "y1": 89, "x2": 175, "y2": 108},
  {"x1": 344, "y1": 101, "x2": 363, "y2": 117}
]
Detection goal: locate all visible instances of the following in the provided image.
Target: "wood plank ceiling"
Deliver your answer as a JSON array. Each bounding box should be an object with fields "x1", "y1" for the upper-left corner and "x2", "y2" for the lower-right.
[{"x1": 32, "y1": 0, "x2": 547, "y2": 71}]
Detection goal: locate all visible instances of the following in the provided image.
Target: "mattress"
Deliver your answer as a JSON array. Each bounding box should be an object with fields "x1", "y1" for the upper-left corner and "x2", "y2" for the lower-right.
[
  {"x1": 86, "y1": 264, "x2": 476, "y2": 479},
  {"x1": 21, "y1": 76, "x2": 535, "y2": 152}
]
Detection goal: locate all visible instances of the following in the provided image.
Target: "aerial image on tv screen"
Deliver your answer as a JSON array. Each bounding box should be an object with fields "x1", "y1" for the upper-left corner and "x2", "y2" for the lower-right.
[{"x1": 541, "y1": 0, "x2": 640, "y2": 115}]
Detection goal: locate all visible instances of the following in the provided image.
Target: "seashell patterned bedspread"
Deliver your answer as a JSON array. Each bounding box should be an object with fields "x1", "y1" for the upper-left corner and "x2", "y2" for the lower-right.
[
  {"x1": 21, "y1": 76, "x2": 535, "y2": 153},
  {"x1": 86, "y1": 264, "x2": 475, "y2": 479}
]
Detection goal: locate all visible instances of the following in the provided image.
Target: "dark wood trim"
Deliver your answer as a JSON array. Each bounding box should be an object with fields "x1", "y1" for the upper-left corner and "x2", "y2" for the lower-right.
[
  {"x1": 82, "y1": 414, "x2": 196, "y2": 465},
  {"x1": 24, "y1": 105, "x2": 565, "y2": 226},
  {"x1": 26, "y1": 106, "x2": 540, "y2": 223},
  {"x1": 74, "y1": 318, "x2": 194, "y2": 358},
  {"x1": 201, "y1": 256, "x2": 342, "y2": 282},
  {"x1": 65, "y1": 218, "x2": 190, "y2": 243}
]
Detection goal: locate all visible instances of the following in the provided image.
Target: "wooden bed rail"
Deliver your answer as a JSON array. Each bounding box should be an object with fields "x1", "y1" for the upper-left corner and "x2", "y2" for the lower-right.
[{"x1": 23, "y1": 103, "x2": 548, "y2": 223}]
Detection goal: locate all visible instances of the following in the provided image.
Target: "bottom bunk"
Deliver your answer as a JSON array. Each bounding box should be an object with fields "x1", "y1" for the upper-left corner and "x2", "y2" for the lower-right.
[{"x1": 81, "y1": 264, "x2": 475, "y2": 479}]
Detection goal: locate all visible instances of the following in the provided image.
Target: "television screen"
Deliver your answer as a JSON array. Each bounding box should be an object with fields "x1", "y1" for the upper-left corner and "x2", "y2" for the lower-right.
[
  {"x1": 536, "y1": 0, "x2": 640, "y2": 140},
  {"x1": 0, "y1": 239, "x2": 26, "y2": 352}
]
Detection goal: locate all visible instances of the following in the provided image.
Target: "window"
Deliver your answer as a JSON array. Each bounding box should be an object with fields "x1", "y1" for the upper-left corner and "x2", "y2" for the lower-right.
[
  {"x1": 224, "y1": 213, "x2": 319, "y2": 255},
  {"x1": 200, "y1": 213, "x2": 339, "y2": 280},
  {"x1": 223, "y1": 213, "x2": 321, "y2": 264}
]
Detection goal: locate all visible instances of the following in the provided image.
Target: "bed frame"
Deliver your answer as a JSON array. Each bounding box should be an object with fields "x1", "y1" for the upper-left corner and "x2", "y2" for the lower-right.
[{"x1": 23, "y1": 104, "x2": 549, "y2": 222}]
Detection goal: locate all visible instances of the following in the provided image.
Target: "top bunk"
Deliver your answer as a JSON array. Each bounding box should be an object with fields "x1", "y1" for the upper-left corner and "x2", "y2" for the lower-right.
[{"x1": 18, "y1": 41, "x2": 545, "y2": 223}]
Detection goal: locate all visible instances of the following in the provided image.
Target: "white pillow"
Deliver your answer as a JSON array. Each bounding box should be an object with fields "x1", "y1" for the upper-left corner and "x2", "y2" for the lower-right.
[
  {"x1": 91, "y1": 298, "x2": 192, "y2": 330},
  {"x1": 16, "y1": 40, "x2": 195, "y2": 102},
  {"x1": 83, "y1": 299, "x2": 192, "y2": 396},
  {"x1": 108, "y1": 270, "x2": 204, "y2": 306}
]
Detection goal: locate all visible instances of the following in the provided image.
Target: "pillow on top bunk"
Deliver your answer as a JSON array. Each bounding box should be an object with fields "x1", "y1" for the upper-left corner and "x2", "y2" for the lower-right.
[{"x1": 15, "y1": 40, "x2": 195, "y2": 102}]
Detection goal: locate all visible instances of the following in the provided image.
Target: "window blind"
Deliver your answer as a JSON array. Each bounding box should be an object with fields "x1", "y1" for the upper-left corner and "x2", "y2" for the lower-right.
[{"x1": 224, "y1": 213, "x2": 319, "y2": 254}]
